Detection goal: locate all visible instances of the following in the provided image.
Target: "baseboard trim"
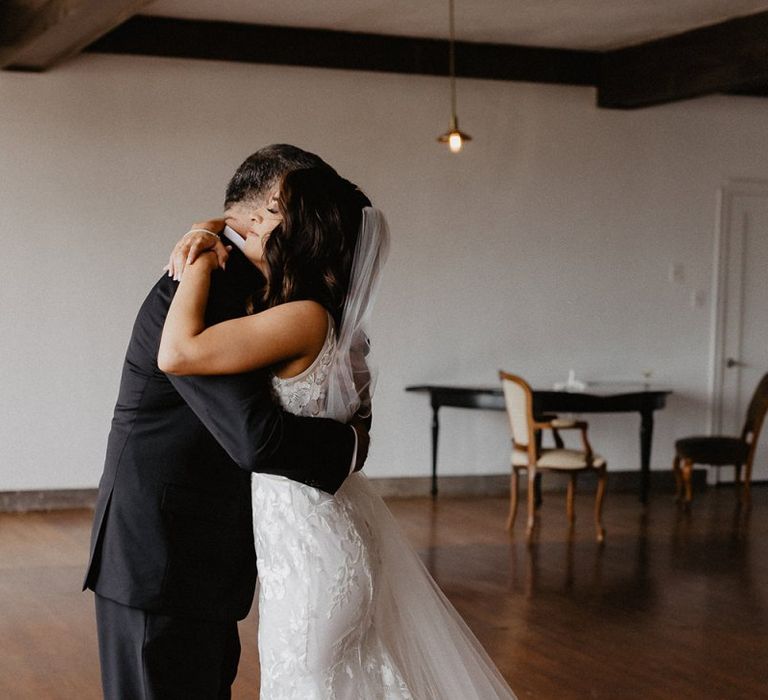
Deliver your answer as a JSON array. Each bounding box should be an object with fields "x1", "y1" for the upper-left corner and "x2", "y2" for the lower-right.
[
  {"x1": 370, "y1": 475, "x2": 511, "y2": 498},
  {"x1": 370, "y1": 469, "x2": 713, "y2": 498},
  {"x1": 0, "y1": 488, "x2": 98, "y2": 513},
  {"x1": 2, "y1": 472, "x2": 762, "y2": 511}
]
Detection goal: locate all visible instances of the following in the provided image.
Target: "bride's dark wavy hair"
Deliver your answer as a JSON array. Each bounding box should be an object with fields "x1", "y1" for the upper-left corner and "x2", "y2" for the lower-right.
[{"x1": 261, "y1": 166, "x2": 371, "y2": 328}]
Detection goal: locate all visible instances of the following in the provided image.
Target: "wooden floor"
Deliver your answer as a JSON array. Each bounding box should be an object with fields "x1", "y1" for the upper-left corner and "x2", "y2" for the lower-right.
[{"x1": 0, "y1": 486, "x2": 766, "y2": 699}]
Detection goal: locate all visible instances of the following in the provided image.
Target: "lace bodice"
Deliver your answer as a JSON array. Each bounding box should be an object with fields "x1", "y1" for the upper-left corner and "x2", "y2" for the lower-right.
[{"x1": 270, "y1": 313, "x2": 336, "y2": 418}]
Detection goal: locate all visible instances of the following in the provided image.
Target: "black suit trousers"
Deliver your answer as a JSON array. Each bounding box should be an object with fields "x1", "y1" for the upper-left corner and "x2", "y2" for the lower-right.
[{"x1": 95, "y1": 594, "x2": 240, "y2": 700}]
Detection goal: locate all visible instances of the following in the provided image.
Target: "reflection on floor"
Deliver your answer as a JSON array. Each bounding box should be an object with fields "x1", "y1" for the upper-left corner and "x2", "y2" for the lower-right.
[{"x1": 0, "y1": 486, "x2": 765, "y2": 699}]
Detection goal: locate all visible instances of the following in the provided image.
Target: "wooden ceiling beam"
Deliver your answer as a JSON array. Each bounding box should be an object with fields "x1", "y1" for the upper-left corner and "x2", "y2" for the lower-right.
[
  {"x1": 598, "y1": 11, "x2": 768, "y2": 109},
  {"x1": 83, "y1": 15, "x2": 599, "y2": 86},
  {"x1": 9, "y1": 7, "x2": 768, "y2": 112},
  {"x1": 0, "y1": 0, "x2": 153, "y2": 71}
]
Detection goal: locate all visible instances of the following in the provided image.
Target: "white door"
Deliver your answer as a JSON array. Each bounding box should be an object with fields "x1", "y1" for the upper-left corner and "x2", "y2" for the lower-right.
[{"x1": 712, "y1": 181, "x2": 768, "y2": 482}]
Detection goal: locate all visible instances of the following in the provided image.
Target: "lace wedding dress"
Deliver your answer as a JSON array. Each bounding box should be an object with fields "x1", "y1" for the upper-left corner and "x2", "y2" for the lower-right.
[{"x1": 251, "y1": 314, "x2": 517, "y2": 700}]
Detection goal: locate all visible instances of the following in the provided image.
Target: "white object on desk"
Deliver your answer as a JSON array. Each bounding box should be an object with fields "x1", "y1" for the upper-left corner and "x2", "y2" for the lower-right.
[{"x1": 553, "y1": 369, "x2": 587, "y2": 392}]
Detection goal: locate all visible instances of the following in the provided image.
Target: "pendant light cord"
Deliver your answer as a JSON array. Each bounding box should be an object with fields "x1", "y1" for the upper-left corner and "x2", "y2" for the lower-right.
[{"x1": 449, "y1": 0, "x2": 457, "y2": 129}]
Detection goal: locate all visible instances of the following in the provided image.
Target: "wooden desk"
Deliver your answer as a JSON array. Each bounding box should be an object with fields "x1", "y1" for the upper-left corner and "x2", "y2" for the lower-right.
[{"x1": 405, "y1": 384, "x2": 671, "y2": 503}]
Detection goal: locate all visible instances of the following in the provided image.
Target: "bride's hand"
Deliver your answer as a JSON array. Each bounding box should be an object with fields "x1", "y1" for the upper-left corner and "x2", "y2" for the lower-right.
[{"x1": 164, "y1": 219, "x2": 231, "y2": 280}]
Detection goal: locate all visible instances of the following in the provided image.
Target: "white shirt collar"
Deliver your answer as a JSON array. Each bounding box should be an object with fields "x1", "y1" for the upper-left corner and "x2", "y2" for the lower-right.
[{"x1": 222, "y1": 225, "x2": 246, "y2": 253}]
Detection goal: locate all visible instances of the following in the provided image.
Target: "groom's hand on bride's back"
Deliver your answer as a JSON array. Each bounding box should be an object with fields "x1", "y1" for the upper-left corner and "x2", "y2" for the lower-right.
[{"x1": 350, "y1": 416, "x2": 371, "y2": 473}]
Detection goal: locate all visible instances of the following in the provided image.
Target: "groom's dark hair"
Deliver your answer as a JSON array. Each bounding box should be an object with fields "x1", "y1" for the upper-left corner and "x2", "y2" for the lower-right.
[{"x1": 224, "y1": 144, "x2": 332, "y2": 207}]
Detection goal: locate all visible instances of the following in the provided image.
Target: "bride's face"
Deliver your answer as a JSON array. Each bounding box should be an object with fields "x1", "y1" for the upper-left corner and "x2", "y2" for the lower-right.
[{"x1": 226, "y1": 189, "x2": 282, "y2": 271}]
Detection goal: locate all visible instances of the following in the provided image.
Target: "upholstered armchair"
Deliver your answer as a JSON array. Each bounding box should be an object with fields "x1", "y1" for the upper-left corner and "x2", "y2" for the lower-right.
[{"x1": 499, "y1": 371, "x2": 608, "y2": 542}]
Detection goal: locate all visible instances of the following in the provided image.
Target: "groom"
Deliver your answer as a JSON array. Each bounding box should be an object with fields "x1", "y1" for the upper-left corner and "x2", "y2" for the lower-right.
[{"x1": 84, "y1": 145, "x2": 365, "y2": 699}]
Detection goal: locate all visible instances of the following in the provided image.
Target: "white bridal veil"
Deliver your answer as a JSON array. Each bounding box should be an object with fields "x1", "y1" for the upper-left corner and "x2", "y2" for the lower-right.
[
  {"x1": 325, "y1": 206, "x2": 389, "y2": 423},
  {"x1": 326, "y1": 207, "x2": 518, "y2": 699}
]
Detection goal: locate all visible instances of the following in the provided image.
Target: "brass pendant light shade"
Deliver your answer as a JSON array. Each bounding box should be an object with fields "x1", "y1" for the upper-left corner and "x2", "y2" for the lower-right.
[{"x1": 437, "y1": 117, "x2": 473, "y2": 153}]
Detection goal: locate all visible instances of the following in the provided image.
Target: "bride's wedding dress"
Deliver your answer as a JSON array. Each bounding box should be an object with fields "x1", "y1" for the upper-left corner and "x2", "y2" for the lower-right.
[{"x1": 251, "y1": 314, "x2": 517, "y2": 699}]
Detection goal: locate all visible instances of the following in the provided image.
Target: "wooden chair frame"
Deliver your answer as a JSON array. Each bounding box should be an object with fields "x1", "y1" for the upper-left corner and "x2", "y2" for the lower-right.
[{"x1": 499, "y1": 371, "x2": 607, "y2": 542}]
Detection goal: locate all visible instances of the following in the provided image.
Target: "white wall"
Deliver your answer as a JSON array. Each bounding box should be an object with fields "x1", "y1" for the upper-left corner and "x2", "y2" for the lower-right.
[{"x1": 2, "y1": 53, "x2": 767, "y2": 490}]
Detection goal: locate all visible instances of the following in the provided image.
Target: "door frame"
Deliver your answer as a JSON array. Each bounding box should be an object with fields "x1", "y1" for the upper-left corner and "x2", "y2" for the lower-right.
[{"x1": 709, "y1": 178, "x2": 768, "y2": 435}]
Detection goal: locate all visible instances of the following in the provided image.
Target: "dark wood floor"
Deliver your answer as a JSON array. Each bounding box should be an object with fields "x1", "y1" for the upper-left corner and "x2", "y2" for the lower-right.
[{"x1": 0, "y1": 486, "x2": 766, "y2": 699}]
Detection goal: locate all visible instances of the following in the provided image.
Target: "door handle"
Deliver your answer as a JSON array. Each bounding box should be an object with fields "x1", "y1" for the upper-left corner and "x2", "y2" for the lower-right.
[{"x1": 726, "y1": 357, "x2": 744, "y2": 368}]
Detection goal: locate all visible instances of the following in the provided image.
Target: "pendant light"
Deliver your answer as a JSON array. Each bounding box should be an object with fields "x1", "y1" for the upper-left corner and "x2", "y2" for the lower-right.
[{"x1": 437, "y1": 0, "x2": 472, "y2": 153}]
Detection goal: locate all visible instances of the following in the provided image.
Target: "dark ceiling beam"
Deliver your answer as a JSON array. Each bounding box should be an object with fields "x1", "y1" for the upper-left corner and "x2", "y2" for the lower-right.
[
  {"x1": 13, "y1": 8, "x2": 768, "y2": 111},
  {"x1": 726, "y1": 83, "x2": 768, "y2": 97},
  {"x1": 0, "y1": 0, "x2": 153, "y2": 71},
  {"x1": 598, "y1": 11, "x2": 768, "y2": 109},
  {"x1": 82, "y1": 15, "x2": 599, "y2": 86}
]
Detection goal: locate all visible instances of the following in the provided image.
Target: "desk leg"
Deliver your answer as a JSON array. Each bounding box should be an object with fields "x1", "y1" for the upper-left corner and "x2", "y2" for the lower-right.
[
  {"x1": 431, "y1": 405, "x2": 440, "y2": 497},
  {"x1": 640, "y1": 409, "x2": 654, "y2": 504}
]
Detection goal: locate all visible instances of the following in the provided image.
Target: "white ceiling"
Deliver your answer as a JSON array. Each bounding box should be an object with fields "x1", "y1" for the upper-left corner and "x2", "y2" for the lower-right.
[{"x1": 144, "y1": 0, "x2": 768, "y2": 50}]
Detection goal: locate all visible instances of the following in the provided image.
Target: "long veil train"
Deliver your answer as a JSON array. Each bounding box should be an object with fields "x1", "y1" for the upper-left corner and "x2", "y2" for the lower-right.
[
  {"x1": 326, "y1": 207, "x2": 517, "y2": 699},
  {"x1": 341, "y1": 473, "x2": 518, "y2": 699}
]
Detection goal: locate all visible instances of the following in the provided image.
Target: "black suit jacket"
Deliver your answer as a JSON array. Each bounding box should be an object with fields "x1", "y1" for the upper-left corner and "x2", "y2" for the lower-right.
[{"x1": 84, "y1": 245, "x2": 355, "y2": 622}]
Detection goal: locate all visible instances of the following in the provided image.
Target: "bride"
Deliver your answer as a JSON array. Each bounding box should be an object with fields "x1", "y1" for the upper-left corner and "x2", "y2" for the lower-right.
[{"x1": 159, "y1": 164, "x2": 516, "y2": 699}]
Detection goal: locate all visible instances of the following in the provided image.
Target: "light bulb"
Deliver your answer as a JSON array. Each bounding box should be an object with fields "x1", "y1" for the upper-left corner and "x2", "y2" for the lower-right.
[{"x1": 437, "y1": 125, "x2": 471, "y2": 151}]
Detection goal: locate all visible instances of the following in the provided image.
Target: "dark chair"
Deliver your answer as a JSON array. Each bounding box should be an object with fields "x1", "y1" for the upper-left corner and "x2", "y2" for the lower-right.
[{"x1": 673, "y1": 373, "x2": 768, "y2": 509}]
